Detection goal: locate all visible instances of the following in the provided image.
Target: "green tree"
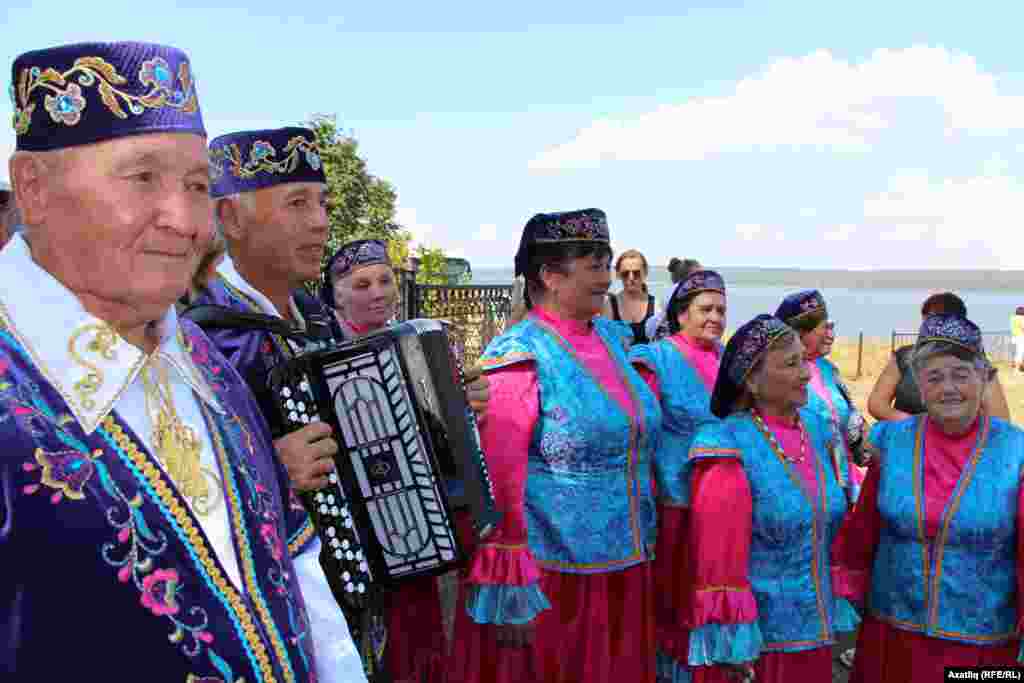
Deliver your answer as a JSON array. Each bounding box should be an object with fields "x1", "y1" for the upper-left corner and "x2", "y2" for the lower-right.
[{"x1": 305, "y1": 114, "x2": 409, "y2": 284}]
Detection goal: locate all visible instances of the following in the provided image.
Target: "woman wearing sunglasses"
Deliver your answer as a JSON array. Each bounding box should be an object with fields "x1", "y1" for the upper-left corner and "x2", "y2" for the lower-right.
[{"x1": 603, "y1": 249, "x2": 658, "y2": 345}]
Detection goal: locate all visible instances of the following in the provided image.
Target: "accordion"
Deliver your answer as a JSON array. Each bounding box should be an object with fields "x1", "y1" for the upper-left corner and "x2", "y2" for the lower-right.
[{"x1": 267, "y1": 318, "x2": 502, "y2": 608}]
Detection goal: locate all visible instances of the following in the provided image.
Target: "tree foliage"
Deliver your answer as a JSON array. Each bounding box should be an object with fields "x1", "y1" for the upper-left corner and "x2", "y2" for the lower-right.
[{"x1": 305, "y1": 114, "x2": 410, "y2": 281}]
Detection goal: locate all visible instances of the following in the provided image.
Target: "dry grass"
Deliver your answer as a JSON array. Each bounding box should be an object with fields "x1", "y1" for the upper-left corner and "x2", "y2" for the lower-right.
[{"x1": 828, "y1": 337, "x2": 1023, "y2": 424}]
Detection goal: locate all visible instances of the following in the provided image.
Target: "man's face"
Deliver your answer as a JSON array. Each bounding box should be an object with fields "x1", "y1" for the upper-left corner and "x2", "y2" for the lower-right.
[
  {"x1": 34, "y1": 133, "x2": 212, "y2": 319},
  {"x1": 233, "y1": 182, "x2": 329, "y2": 285}
]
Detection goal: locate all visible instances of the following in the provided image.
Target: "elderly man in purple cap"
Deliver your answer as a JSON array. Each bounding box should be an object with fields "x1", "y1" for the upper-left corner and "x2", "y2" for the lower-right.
[{"x1": 0, "y1": 42, "x2": 345, "y2": 681}]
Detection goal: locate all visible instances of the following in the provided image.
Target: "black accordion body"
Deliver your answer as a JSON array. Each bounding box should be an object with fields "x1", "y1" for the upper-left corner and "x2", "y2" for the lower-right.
[{"x1": 267, "y1": 319, "x2": 502, "y2": 607}]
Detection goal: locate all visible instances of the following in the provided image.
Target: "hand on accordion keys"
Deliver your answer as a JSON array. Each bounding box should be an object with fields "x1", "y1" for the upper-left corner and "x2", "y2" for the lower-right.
[
  {"x1": 463, "y1": 363, "x2": 490, "y2": 422},
  {"x1": 273, "y1": 422, "x2": 339, "y2": 492}
]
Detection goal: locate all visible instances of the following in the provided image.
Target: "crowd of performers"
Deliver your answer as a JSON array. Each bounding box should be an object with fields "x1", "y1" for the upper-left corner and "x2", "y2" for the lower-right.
[{"x1": 1, "y1": 39, "x2": 1023, "y2": 683}]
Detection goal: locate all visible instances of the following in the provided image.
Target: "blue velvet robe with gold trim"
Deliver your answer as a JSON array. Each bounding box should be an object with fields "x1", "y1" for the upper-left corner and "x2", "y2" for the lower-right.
[{"x1": 0, "y1": 319, "x2": 315, "y2": 682}]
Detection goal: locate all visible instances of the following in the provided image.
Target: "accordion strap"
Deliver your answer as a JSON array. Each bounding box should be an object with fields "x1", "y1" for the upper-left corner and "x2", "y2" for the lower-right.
[{"x1": 181, "y1": 304, "x2": 312, "y2": 343}]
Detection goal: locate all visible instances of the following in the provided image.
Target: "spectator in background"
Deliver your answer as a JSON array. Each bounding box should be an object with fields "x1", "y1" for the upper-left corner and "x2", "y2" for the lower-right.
[
  {"x1": 868, "y1": 292, "x2": 1010, "y2": 421},
  {"x1": 603, "y1": 248, "x2": 658, "y2": 345},
  {"x1": 646, "y1": 257, "x2": 703, "y2": 341},
  {"x1": 1013, "y1": 305, "x2": 1024, "y2": 372}
]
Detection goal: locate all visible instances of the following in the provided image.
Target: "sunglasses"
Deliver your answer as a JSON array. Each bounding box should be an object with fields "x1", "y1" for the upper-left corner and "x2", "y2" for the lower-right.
[{"x1": 619, "y1": 269, "x2": 644, "y2": 280}]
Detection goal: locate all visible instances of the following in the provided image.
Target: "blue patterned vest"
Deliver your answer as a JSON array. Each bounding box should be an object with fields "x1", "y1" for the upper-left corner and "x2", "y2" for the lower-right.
[
  {"x1": 629, "y1": 337, "x2": 717, "y2": 505},
  {"x1": 695, "y1": 410, "x2": 852, "y2": 652},
  {"x1": 869, "y1": 416, "x2": 1024, "y2": 645},
  {"x1": 480, "y1": 315, "x2": 662, "y2": 573}
]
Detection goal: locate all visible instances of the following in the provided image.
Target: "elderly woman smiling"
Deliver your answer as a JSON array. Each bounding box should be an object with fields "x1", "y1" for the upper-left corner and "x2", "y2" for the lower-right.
[{"x1": 832, "y1": 314, "x2": 1024, "y2": 682}]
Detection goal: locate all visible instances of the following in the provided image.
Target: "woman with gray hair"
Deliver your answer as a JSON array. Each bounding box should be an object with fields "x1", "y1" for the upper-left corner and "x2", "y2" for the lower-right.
[{"x1": 833, "y1": 314, "x2": 1024, "y2": 681}]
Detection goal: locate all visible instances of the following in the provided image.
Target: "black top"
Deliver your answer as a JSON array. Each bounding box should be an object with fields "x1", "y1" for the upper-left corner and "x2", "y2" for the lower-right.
[
  {"x1": 609, "y1": 293, "x2": 656, "y2": 345},
  {"x1": 893, "y1": 345, "x2": 926, "y2": 415}
]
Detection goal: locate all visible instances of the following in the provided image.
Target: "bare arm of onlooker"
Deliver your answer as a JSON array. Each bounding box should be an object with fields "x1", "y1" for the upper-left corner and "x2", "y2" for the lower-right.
[
  {"x1": 984, "y1": 374, "x2": 1011, "y2": 421},
  {"x1": 867, "y1": 357, "x2": 912, "y2": 422},
  {"x1": 600, "y1": 294, "x2": 614, "y2": 319}
]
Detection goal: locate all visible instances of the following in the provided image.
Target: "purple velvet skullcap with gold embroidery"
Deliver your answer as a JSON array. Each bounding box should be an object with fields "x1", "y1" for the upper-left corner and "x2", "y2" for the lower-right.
[
  {"x1": 209, "y1": 127, "x2": 325, "y2": 199},
  {"x1": 11, "y1": 42, "x2": 205, "y2": 151},
  {"x1": 774, "y1": 289, "x2": 828, "y2": 328},
  {"x1": 915, "y1": 313, "x2": 984, "y2": 357},
  {"x1": 320, "y1": 238, "x2": 391, "y2": 308},
  {"x1": 710, "y1": 314, "x2": 794, "y2": 418},
  {"x1": 514, "y1": 208, "x2": 610, "y2": 277},
  {"x1": 667, "y1": 269, "x2": 726, "y2": 310}
]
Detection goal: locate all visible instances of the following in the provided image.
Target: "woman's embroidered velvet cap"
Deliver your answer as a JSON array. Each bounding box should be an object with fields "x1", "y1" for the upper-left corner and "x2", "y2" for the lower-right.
[
  {"x1": 775, "y1": 289, "x2": 828, "y2": 328},
  {"x1": 209, "y1": 127, "x2": 325, "y2": 198},
  {"x1": 916, "y1": 313, "x2": 984, "y2": 357},
  {"x1": 667, "y1": 269, "x2": 726, "y2": 312},
  {"x1": 11, "y1": 42, "x2": 205, "y2": 151},
  {"x1": 514, "y1": 208, "x2": 610, "y2": 277},
  {"x1": 710, "y1": 314, "x2": 792, "y2": 418},
  {"x1": 320, "y1": 239, "x2": 391, "y2": 308}
]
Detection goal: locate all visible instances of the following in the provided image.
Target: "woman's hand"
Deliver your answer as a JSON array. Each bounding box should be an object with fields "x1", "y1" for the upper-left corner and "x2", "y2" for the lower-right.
[{"x1": 494, "y1": 622, "x2": 535, "y2": 649}]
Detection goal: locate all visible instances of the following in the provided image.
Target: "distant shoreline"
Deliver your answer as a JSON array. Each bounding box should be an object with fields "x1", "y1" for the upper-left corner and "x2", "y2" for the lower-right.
[{"x1": 472, "y1": 266, "x2": 1024, "y2": 291}]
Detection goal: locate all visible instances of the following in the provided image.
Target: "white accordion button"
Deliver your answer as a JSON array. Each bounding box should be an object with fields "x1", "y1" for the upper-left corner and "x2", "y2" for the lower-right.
[
  {"x1": 344, "y1": 519, "x2": 353, "y2": 528},
  {"x1": 330, "y1": 538, "x2": 340, "y2": 548},
  {"x1": 289, "y1": 411, "x2": 298, "y2": 421},
  {"x1": 345, "y1": 550, "x2": 354, "y2": 560},
  {"x1": 319, "y1": 505, "x2": 328, "y2": 514},
  {"x1": 331, "y1": 506, "x2": 340, "y2": 516},
  {"x1": 357, "y1": 583, "x2": 366, "y2": 594},
  {"x1": 314, "y1": 493, "x2": 324, "y2": 502},
  {"x1": 342, "y1": 571, "x2": 351, "y2": 581},
  {"x1": 300, "y1": 380, "x2": 310, "y2": 392},
  {"x1": 355, "y1": 550, "x2": 363, "y2": 561},
  {"x1": 334, "y1": 549, "x2": 343, "y2": 560},
  {"x1": 282, "y1": 388, "x2": 292, "y2": 398},
  {"x1": 359, "y1": 561, "x2": 368, "y2": 572},
  {"x1": 326, "y1": 527, "x2": 336, "y2": 537},
  {"x1": 327, "y1": 495, "x2": 335, "y2": 504},
  {"x1": 301, "y1": 415, "x2": 310, "y2": 424},
  {"x1": 285, "y1": 399, "x2": 295, "y2": 409},
  {"x1": 341, "y1": 540, "x2": 350, "y2": 550},
  {"x1": 297, "y1": 402, "x2": 306, "y2": 411},
  {"x1": 345, "y1": 583, "x2": 355, "y2": 593},
  {"x1": 328, "y1": 473, "x2": 338, "y2": 484}
]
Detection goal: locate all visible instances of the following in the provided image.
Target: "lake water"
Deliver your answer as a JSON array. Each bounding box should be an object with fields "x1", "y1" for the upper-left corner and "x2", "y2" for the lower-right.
[{"x1": 471, "y1": 267, "x2": 1024, "y2": 338}]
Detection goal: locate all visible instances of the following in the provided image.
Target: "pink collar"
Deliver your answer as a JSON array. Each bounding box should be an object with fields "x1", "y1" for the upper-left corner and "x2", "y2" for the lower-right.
[{"x1": 530, "y1": 306, "x2": 593, "y2": 338}]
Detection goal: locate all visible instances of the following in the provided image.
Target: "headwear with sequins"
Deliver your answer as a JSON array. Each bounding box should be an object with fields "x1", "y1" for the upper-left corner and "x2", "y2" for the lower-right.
[
  {"x1": 710, "y1": 314, "x2": 794, "y2": 418},
  {"x1": 774, "y1": 289, "x2": 828, "y2": 331},
  {"x1": 320, "y1": 239, "x2": 391, "y2": 309},
  {"x1": 11, "y1": 42, "x2": 205, "y2": 151},
  {"x1": 656, "y1": 268, "x2": 726, "y2": 339},
  {"x1": 209, "y1": 126, "x2": 325, "y2": 199},
  {"x1": 513, "y1": 208, "x2": 610, "y2": 278},
  {"x1": 915, "y1": 313, "x2": 984, "y2": 357}
]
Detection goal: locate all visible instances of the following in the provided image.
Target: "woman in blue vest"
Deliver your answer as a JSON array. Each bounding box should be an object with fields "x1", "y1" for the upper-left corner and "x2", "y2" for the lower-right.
[
  {"x1": 451, "y1": 208, "x2": 663, "y2": 683},
  {"x1": 775, "y1": 290, "x2": 869, "y2": 499},
  {"x1": 685, "y1": 315, "x2": 859, "y2": 683},
  {"x1": 832, "y1": 314, "x2": 1024, "y2": 682},
  {"x1": 629, "y1": 269, "x2": 727, "y2": 683}
]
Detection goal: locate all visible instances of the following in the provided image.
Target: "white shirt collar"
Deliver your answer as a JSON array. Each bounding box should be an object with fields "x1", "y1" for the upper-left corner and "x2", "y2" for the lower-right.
[
  {"x1": 217, "y1": 254, "x2": 305, "y2": 326},
  {"x1": 0, "y1": 234, "x2": 221, "y2": 434}
]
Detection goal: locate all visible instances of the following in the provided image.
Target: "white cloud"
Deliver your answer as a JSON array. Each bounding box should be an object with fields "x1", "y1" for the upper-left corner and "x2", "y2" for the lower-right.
[
  {"x1": 823, "y1": 223, "x2": 857, "y2": 241},
  {"x1": 861, "y1": 171, "x2": 1024, "y2": 267},
  {"x1": 472, "y1": 223, "x2": 499, "y2": 241},
  {"x1": 736, "y1": 223, "x2": 764, "y2": 240},
  {"x1": 799, "y1": 207, "x2": 818, "y2": 218},
  {"x1": 529, "y1": 46, "x2": 1024, "y2": 170},
  {"x1": 395, "y1": 206, "x2": 435, "y2": 248}
]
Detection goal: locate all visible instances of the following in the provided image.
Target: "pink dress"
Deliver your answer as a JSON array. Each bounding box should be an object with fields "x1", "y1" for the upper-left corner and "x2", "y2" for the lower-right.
[
  {"x1": 688, "y1": 414, "x2": 834, "y2": 683},
  {"x1": 832, "y1": 417, "x2": 1023, "y2": 682},
  {"x1": 450, "y1": 307, "x2": 657, "y2": 683},
  {"x1": 634, "y1": 333, "x2": 720, "y2": 673}
]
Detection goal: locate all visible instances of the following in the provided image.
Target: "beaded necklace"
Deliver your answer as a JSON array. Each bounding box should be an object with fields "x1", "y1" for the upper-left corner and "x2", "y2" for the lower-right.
[{"x1": 751, "y1": 407, "x2": 807, "y2": 464}]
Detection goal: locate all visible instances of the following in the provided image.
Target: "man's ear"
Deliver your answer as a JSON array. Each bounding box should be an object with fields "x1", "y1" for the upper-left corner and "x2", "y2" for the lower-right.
[
  {"x1": 216, "y1": 197, "x2": 244, "y2": 242},
  {"x1": 9, "y1": 152, "x2": 54, "y2": 227}
]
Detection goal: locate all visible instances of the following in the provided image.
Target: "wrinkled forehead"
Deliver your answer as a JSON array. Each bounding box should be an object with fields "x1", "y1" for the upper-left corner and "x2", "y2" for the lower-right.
[
  {"x1": 248, "y1": 180, "x2": 328, "y2": 205},
  {"x1": 339, "y1": 261, "x2": 395, "y2": 284},
  {"x1": 64, "y1": 131, "x2": 209, "y2": 173},
  {"x1": 921, "y1": 353, "x2": 975, "y2": 373}
]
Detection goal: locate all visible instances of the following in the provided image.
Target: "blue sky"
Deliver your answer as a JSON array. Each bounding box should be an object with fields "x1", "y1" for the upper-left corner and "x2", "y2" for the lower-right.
[{"x1": 4, "y1": 1, "x2": 1024, "y2": 269}]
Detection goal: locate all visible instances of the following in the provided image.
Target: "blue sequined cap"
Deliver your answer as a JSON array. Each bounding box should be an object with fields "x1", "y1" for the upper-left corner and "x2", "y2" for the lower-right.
[
  {"x1": 514, "y1": 208, "x2": 610, "y2": 277},
  {"x1": 710, "y1": 314, "x2": 792, "y2": 418},
  {"x1": 775, "y1": 289, "x2": 828, "y2": 327},
  {"x1": 916, "y1": 313, "x2": 984, "y2": 356},
  {"x1": 209, "y1": 127, "x2": 325, "y2": 198},
  {"x1": 11, "y1": 42, "x2": 205, "y2": 151},
  {"x1": 320, "y1": 239, "x2": 391, "y2": 308}
]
